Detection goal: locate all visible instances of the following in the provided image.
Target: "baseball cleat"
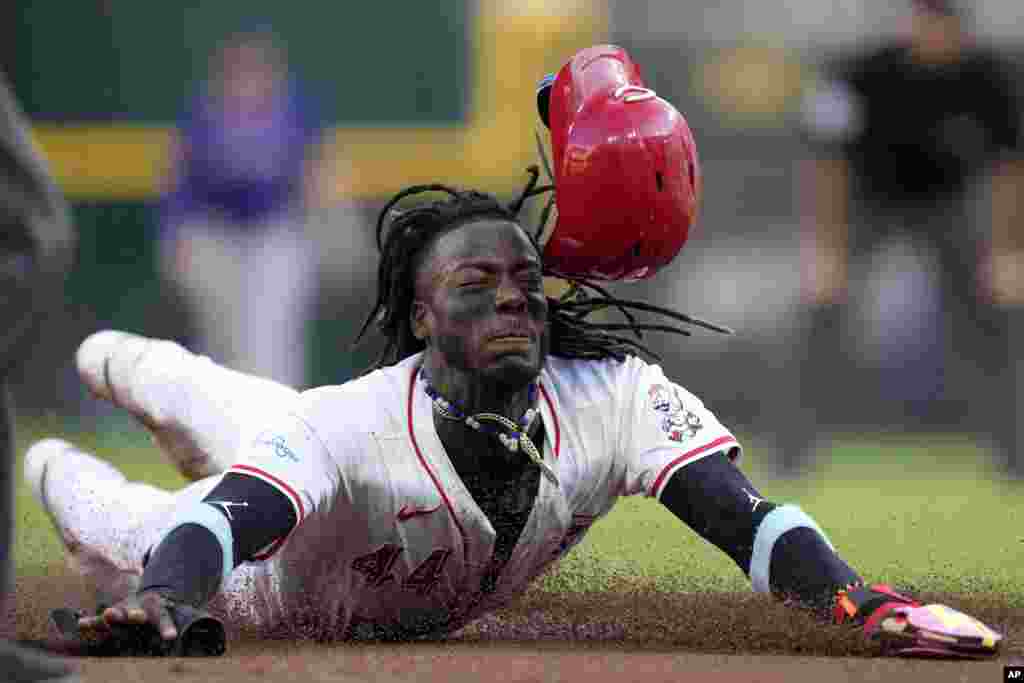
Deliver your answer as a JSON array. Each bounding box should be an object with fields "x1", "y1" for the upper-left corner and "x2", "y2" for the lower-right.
[
  {"x1": 23, "y1": 439, "x2": 142, "y2": 603},
  {"x1": 75, "y1": 330, "x2": 216, "y2": 480},
  {"x1": 24, "y1": 438, "x2": 124, "y2": 512},
  {"x1": 75, "y1": 330, "x2": 161, "y2": 421}
]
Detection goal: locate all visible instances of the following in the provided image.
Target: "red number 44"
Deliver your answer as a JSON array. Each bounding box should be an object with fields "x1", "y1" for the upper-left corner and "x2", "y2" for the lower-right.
[{"x1": 351, "y1": 545, "x2": 452, "y2": 596}]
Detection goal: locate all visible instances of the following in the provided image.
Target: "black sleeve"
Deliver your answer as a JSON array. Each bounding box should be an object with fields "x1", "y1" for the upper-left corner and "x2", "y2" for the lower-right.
[
  {"x1": 201, "y1": 472, "x2": 299, "y2": 563},
  {"x1": 659, "y1": 452, "x2": 862, "y2": 615},
  {"x1": 658, "y1": 451, "x2": 775, "y2": 574},
  {"x1": 139, "y1": 472, "x2": 299, "y2": 607}
]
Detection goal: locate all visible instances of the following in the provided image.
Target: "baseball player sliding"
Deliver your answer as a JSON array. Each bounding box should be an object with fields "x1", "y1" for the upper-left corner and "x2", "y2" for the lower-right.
[{"x1": 26, "y1": 46, "x2": 1000, "y2": 658}]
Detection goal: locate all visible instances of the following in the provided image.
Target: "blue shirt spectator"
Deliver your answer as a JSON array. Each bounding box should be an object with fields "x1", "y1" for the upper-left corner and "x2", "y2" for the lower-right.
[
  {"x1": 157, "y1": 32, "x2": 326, "y2": 389},
  {"x1": 162, "y1": 33, "x2": 324, "y2": 230}
]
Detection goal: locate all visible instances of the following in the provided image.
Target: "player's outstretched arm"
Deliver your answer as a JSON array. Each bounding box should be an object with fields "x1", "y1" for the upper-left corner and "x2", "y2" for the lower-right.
[
  {"x1": 658, "y1": 451, "x2": 858, "y2": 613},
  {"x1": 68, "y1": 517, "x2": 232, "y2": 656},
  {"x1": 68, "y1": 468, "x2": 301, "y2": 655},
  {"x1": 657, "y1": 452, "x2": 1001, "y2": 658},
  {"x1": 66, "y1": 400, "x2": 338, "y2": 655}
]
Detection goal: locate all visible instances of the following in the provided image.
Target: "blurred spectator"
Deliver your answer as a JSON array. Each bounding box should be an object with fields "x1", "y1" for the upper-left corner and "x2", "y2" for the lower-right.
[
  {"x1": 774, "y1": 0, "x2": 1024, "y2": 474},
  {"x1": 159, "y1": 29, "x2": 325, "y2": 388}
]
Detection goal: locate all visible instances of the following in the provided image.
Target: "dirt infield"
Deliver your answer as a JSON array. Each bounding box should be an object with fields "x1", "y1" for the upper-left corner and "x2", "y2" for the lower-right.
[{"x1": 7, "y1": 568, "x2": 1020, "y2": 682}]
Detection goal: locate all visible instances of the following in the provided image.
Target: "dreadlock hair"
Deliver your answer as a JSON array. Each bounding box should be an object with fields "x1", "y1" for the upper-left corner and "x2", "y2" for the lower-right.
[{"x1": 354, "y1": 169, "x2": 731, "y2": 372}]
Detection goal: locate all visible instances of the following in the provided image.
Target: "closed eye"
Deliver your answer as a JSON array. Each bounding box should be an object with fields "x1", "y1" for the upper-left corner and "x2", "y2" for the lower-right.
[
  {"x1": 456, "y1": 275, "x2": 489, "y2": 286},
  {"x1": 455, "y1": 279, "x2": 493, "y2": 294}
]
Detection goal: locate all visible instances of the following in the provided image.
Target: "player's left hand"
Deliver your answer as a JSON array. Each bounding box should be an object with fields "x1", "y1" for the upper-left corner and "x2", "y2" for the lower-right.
[
  {"x1": 835, "y1": 584, "x2": 1001, "y2": 659},
  {"x1": 868, "y1": 602, "x2": 1002, "y2": 659}
]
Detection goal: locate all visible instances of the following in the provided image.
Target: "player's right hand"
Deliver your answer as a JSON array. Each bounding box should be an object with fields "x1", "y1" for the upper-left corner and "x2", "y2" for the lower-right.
[
  {"x1": 53, "y1": 592, "x2": 226, "y2": 657},
  {"x1": 77, "y1": 589, "x2": 179, "y2": 642}
]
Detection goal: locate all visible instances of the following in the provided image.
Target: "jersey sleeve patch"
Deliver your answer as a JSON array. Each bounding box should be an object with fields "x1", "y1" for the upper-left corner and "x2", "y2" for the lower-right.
[
  {"x1": 617, "y1": 358, "x2": 743, "y2": 498},
  {"x1": 226, "y1": 409, "x2": 339, "y2": 523},
  {"x1": 645, "y1": 383, "x2": 706, "y2": 445}
]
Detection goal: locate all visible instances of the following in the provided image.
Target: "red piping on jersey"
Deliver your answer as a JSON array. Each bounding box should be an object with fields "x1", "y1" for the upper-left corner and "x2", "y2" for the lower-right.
[
  {"x1": 251, "y1": 536, "x2": 284, "y2": 562},
  {"x1": 538, "y1": 382, "x2": 560, "y2": 459},
  {"x1": 231, "y1": 464, "x2": 306, "y2": 522},
  {"x1": 649, "y1": 435, "x2": 738, "y2": 498},
  {"x1": 408, "y1": 367, "x2": 467, "y2": 539}
]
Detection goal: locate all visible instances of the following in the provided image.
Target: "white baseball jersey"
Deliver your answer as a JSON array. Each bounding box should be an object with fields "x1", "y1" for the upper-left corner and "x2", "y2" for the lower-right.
[{"x1": 226, "y1": 352, "x2": 741, "y2": 637}]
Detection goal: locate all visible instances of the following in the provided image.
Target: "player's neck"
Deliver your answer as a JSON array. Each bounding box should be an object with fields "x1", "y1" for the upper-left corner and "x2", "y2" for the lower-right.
[
  {"x1": 424, "y1": 360, "x2": 542, "y2": 471},
  {"x1": 422, "y1": 362, "x2": 535, "y2": 419},
  {"x1": 433, "y1": 412, "x2": 541, "y2": 475}
]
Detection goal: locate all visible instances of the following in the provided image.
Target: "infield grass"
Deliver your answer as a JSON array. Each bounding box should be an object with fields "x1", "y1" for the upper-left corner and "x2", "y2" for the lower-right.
[{"x1": 13, "y1": 421, "x2": 1024, "y2": 606}]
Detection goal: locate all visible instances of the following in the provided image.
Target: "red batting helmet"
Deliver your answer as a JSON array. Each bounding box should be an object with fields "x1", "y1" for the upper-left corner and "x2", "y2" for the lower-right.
[{"x1": 536, "y1": 45, "x2": 701, "y2": 281}]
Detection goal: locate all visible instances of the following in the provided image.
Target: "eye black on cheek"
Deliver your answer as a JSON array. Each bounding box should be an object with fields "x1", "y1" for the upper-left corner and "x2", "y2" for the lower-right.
[
  {"x1": 446, "y1": 290, "x2": 495, "y2": 322},
  {"x1": 528, "y1": 293, "x2": 548, "y2": 317}
]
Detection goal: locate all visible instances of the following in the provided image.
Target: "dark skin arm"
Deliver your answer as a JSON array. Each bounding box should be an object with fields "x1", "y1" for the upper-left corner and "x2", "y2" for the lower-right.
[
  {"x1": 78, "y1": 473, "x2": 297, "y2": 641},
  {"x1": 659, "y1": 451, "x2": 861, "y2": 614},
  {"x1": 80, "y1": 452, "x2": 865, "y2": 641}
]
